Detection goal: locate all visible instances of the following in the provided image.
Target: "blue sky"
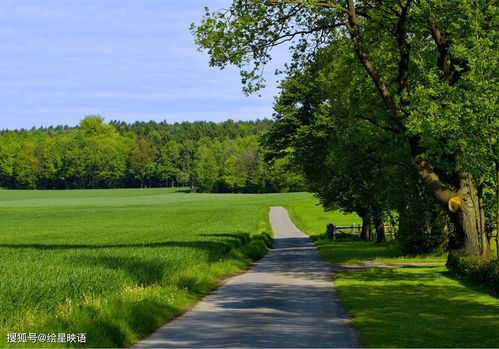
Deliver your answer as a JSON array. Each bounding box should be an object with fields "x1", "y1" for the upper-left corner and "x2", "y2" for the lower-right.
[{"x1": 0, "y1": 0, "x2": 288, "y2": 130}]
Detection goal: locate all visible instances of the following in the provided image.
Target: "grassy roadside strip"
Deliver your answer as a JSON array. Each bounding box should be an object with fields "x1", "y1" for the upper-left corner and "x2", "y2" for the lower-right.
[
  {"x1": 285, "y1": 202, "x2": 499, "y2": 348},
  {"x1": 71, "y1": 207, "x2": 273, "y2": 348},
  {"x1": 284, "y1": 198, "x2": 360, "y2": 238}
]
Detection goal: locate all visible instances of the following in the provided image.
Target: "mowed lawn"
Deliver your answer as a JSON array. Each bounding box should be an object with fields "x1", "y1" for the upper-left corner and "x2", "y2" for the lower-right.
[
  {"x1": 288, "y1": 202, "x2": 499, "y2": 348},
  {"x1": 0, "y1": 188, "x2": 312, "y2": 347}
]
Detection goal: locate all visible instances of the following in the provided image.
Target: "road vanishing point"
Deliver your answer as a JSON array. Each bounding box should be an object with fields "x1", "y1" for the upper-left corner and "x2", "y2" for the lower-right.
[{"x1": 134, "y1": 207, "x2": 361, "y2": 348}]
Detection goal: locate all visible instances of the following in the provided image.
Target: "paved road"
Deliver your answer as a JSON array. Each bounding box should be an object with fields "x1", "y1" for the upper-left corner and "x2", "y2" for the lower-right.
[{"x1": 134, "y1": 207, "x2": 361, "y2": 348}]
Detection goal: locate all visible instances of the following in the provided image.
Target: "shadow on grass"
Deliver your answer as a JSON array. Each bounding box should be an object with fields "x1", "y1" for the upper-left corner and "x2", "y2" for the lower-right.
[
  {"x1": 76, "y1": 255, "x2": 169, "y2": 286},
  {"x1": 441, "y1": 270, "x2": 498, "y2": 297},
  {"x1": 0, "y1": 235, "x2": 258, "y2": 288},
  {"x1": 199, "y1": 232, "x2": 251, "y2": 247},
  {"x1": 0, "y1": 240, "x2": 231, "y2": 251},
  {"x1": 336, "y1": 268, "x2": 499, "y2": 348},
  {"x1": 0, "y1": 231, "x2": 257, "y2": 254},
  {"x1": 171, "y1": 188, "x2": 192, "y2": 193},
  {"x1": 316, "y1": 238, "x2": 401, "y2": 264}
]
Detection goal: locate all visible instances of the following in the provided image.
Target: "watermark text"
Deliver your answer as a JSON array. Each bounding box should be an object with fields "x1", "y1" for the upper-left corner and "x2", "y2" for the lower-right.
[{"x1": 7, "y1": 332, "x2": 86, "y2": 344}]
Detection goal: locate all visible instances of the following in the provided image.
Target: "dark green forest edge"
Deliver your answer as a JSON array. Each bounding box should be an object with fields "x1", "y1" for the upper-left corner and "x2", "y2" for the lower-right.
[{"x1": 0, "y1": 118, "x2": 304, "y2": 193}]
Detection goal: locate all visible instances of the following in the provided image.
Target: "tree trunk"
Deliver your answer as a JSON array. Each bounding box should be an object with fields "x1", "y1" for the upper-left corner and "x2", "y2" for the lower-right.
[
  {"x1": 477, "y1": 183, "x2": 491, "y2": 259},
  {"x1": 373, "y1": 207, "x2": 385, "y2": 243},
  {"x1": 356, "y1": 209, "x2": 371, "y2": 241},
  {"x1": 410, "y1": 140, "x2": 482, "y2": 256},
  {"x1": 452, "y1": 177, "x2": 488, "y2": 257},
  {"x1": 360, "y1": 217, "x2": 370, "y2": 241},
  {"x1": 496, "y1": 158, "x2": 499, "y2": 259}
]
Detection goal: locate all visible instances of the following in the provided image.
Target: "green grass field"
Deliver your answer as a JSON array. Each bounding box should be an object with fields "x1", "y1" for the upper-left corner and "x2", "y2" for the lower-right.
[
  {"x1": 0, "y1": 188, "x2": 315, "y2": 347},
  {"x1": 288, "y1": 202, "x2": 499, "y2": 348},
  {"x1": 2, "y1": 189, "x2": 497, "y2": 348}
]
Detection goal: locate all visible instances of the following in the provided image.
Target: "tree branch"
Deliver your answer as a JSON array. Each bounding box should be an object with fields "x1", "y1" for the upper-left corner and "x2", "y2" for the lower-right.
[
  {"x1": 345, "y1": 1, "x2": 403, "y2": 130},
  {"x1": 430, "y1": 23, "x2": 468, "y2": 85},
  {"x1": 353, "y1": 114, "x2": 400, "y2": 134},
  {"x1": 430, "y1": 23, "x2": 451, "y2": 78},
  {"x1": 265, "y1": 0, "x2": 350, "y2": 14},
  {"x1": 409, "y1": 137, "x2": 460, "y2": 211},
  {"x1": 272, "y1": 23, "x2": 345, "y2": 47},
  {"x1": 396, "y1": 0, "x2": 412, "y2": 102}
]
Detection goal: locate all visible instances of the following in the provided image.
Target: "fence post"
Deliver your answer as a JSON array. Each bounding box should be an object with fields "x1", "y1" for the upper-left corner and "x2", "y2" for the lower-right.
[{"x1": 326, "y1": 223, "x2": 335, "y2": 240}]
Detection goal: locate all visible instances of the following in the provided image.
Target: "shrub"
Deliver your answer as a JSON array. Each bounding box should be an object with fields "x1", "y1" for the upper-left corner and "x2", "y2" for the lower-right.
[
  {"x1": 446, "y1": 251, "x2": 499, "y2": 293},
  {"x1": 397, "y1": 200, "x2": 447, "y2": 255}
]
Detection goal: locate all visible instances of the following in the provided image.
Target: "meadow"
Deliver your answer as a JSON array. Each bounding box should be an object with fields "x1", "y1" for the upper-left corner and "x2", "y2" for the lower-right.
[
  {"x1": 2, "y1": 189, "x2": 497, "y2": 348},
  {"x1": 0, "y1": 188, "x2": 322, "y2": 347}
]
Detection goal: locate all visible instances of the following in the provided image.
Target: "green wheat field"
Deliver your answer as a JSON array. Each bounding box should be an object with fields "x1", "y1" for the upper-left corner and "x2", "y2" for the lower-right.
[{"x1": 0, "y1": 188, "x2": 346, "y2": 347}]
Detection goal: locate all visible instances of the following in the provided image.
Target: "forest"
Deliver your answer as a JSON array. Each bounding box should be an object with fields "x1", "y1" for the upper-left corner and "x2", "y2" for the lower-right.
[{"x1": 0, "y1": 116, "x2": 304, "y2": 193}]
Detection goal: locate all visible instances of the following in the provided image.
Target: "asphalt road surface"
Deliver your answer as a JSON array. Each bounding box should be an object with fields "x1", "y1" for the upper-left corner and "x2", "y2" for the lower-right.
[{"x1": 134, "y1": 207, "x2": 361, "y2": 348}]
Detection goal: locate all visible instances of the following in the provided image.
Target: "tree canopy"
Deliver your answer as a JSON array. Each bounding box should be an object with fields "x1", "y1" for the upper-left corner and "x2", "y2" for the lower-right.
[{"x1": 193, "y1": 0, "x2": 498, "y2": 256}]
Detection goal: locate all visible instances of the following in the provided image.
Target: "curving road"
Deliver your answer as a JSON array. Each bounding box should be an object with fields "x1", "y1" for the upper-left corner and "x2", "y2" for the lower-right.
[{"x1": 134, "y1": 207, "x2": 361, "y2": 348}]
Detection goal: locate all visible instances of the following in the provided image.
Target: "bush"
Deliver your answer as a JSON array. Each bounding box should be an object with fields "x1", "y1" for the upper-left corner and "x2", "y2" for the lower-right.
[
  {"x1": 446, "y1": 251, "x2": 499, "y2": 293},
  {"x1": 397, "y1": 200, "x2": 447, "y2": 255}
]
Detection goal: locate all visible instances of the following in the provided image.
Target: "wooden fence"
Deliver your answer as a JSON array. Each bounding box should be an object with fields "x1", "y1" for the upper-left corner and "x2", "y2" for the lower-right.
[
  {"x1": 327, "y1": 225, "x2": 498, "y2": 257},
  {"x1": 326, "y1": 223, "x2": 397, "y2": 241}
]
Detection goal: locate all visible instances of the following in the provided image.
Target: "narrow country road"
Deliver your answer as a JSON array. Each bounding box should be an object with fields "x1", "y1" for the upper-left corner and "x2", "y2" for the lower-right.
[{"x1": 134, "y1": 207, "x2": 361, "y2": 348}]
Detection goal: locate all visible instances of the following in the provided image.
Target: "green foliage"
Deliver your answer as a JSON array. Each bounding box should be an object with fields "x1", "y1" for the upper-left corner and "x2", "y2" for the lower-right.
[
  {"x1": 267, "y1": 155, "x2": 305, "y2": 193},
  {"x1": 129, "y1": 138, "x2": 157, "y2": 187},
  {"x1": 14, "y1": 141, "x2": 38, "y2": 189},
  {"x1": 398, "y1": 204, "x2": 447, "y2": 255},
  {"x1": 193, "y1": 0, "x2": 499, "y2": 256},
  {"x1": 262, "y1": 40, "x2": 433, "y2": 247},
  {"x1": 222, "y1": 155, "x2": 247, "y2": 191},
  {"x1": 447, "y1": 251, "x2": 499, "y2": 293},
  {"x1": 397, "y1": 180, "x2": 448, "y2": 254},
  {"x1": 194, "y1": 141, "x2": 220, "y2": 192},
  {"x1": 0, "y1": 136, "x2": 15, "y2": 186},
  {"x1": 0, "y1": 117, "x2": 304, "y2": 193}
]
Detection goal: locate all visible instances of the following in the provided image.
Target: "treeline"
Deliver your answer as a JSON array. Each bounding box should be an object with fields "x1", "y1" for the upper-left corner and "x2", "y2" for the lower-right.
[{"x1": 0, "y1": 116, "x2": 304, "y2": 192}]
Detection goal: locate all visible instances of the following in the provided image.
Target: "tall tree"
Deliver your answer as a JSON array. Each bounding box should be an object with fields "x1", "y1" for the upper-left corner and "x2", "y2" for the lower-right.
[
  {"x1": 0, "y1": 134, "x2": 16, "y2": 188},
  {"x1": 129, "y1": 138, "x2": 157, "y2": 188},
  {"x1": 193, "y1": 0, "x2": 498, "y2": 257},
  {"x1": 157, "y1": 140, "x2": 182, "y2": 187},
  {"x1": 14, "y1": 141, "x2": 38, "y2": 189},
  {"x1": 195, "y1": 139, "x2": 220, "y2": 192},
  {"x1": 77, "y1": 116, "x2": 129, "y2": 188}
]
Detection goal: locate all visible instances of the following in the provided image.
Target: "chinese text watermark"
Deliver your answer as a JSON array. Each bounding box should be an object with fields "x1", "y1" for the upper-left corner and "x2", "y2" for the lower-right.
[{"x1": 7, "y1": 332, "x2": 86, "y2": 344}]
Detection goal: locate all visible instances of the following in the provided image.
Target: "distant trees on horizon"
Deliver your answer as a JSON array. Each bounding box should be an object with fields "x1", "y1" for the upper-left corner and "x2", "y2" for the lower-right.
[{"x1": 0, "y1": 116, "x2": 305, "y2": 193}]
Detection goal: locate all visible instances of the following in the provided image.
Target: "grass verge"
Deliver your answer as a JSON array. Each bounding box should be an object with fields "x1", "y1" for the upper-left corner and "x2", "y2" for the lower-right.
[
  {"x1": 286, "y1": 201, "x2": 499, "y2": 348},
  {"x1": 335, "y1": 267, "x2": 499, "y2": 348},
  {"x1": 284, "y1": 198, "x2": 360, "y2": 238}
]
